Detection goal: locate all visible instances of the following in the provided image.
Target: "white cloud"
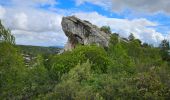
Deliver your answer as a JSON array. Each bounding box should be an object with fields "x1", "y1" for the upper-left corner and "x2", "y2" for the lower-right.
[
  {"x1": 166, "y1": 32, "x2": 170, "y2": 41},
  {"x1": 12, "y1": 30, "x2": 66, "y2": 46},
  {"x1": 0, "y1": 6, "x2": 6, "y2": 19},
  {"x1": 74, "y1": 12, "x2": 165, "y2": 45},
  {"x1": 0, "y1": 5, "x2": 67, "y2": 46},
  {"x1": 75, "y1": 0, "x2": 170, "y2": 14},
  {"x1": 75, "y1": 0, "x2": 112, "y2": 10},
  {"x1": 13, "y1": 13, "x2": 28, "y2": 30}
]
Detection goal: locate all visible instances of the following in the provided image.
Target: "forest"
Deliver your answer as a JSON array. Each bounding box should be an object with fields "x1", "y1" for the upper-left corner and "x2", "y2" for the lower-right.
[
  {"x1": 17, "y1": 45, "x2": 61, "y2": 56},
  {"x1": 0, "y1": 19, "x2": 170, "y2": 100}
]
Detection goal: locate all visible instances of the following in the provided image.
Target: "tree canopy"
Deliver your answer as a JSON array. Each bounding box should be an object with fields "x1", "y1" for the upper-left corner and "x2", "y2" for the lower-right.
[
  {"x1": 0, "y1": 20, "x2": 15, "y2": 44},
  {"x1": 100, "y1": 26, "x2": 112, "y2": 34},
  {"x1": 128, "y1": 33, "x2": 135, "y2": 41}
]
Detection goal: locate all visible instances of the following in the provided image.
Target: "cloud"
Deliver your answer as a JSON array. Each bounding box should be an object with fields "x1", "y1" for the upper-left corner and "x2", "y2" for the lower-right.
[
  {"x1": 12, "y1": 30, "x2": 66, "y2": 46},
  {"x1": 13, "y1": 13, "x2": 28, "y2": 30},
  {"x1": 0, "y1": 3, "x2": 166, "y2": 46},
  {"x1": 0, "y1": 5, "x2": 67, "y2": 46},
  {"x1": 74, "y1": 12, "x2": 165, "y2": 45},
  {"x1": 75, "y1": 0, "x2": 112, "y2": 10},
  {"x1": 166, "y1": 32, "x2": 170, "y2": 41},
  {"x1": 0, "y1": 6, "x2": 6, "y2": 19},
  {"x1": 75, "y1": 0, "x2": 170, "y2": 14},
  {"x1": 0, "y1": 0, "x2": 57, "y2": 7}
]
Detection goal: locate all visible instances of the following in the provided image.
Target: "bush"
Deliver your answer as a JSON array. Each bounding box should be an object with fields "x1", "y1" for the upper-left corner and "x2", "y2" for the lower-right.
[
  {"x1": 0, "y1": 42, "x2": 26, "y2": 99},
  {"x1": 47, "y1": 45, "x2": 110, "y2": 81}
]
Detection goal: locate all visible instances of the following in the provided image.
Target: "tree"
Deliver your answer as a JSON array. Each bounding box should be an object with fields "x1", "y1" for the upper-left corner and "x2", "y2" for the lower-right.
[
  {"x1": 142, "y1": 43, "x2": 150, "y2": 48},
  {"x1": 22, "y1": 55, "x2": 51, "y2": 99},
  {"x1": 44, "y1": 61, "x2": 93, "y2": 99},
  {"x1": 100, "y1": 26, "x2": 112, "y2": 34},
  {"x1": 0, "y1": 20, "x2": 26, "y2": 99},
  {"x1": 128, "y1": 33, "x2": 135, "y2": 41},
  {"x1": 0, "y1": 20, "x2": 15, "y2": 44},
  {"x1": 47, "y1": 45, "x2": 110, "y2": 81},
  {"x1": 108, "y1": 43, "x2": 135, "y2": 74},
  {"x1": 109, "y1": 33, "x2": 119, "y2": 46},
  {"x1": 0, "y1": 42, "x2": 26, "y2": 99},
  {"x1": 159, "y1": 39, "x2": 170, "y2": 61},
  {"x1": 160, "y1": 39, "x2": 169, "y2": 50}
]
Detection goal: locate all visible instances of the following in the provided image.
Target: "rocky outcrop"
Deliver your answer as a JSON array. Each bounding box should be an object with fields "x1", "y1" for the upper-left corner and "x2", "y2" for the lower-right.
[{"x1": 61, "y1": 16, "x2": 110, "y2": 51}]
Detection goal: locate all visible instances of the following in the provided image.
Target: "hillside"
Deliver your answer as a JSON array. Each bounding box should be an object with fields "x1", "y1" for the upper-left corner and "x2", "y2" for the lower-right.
[
  {"x1": 0, "y1": 17, "x2": 170, "y2": 100},
  {"x1": 16, "y1": 45, "x2": 62, "y2": 56}
]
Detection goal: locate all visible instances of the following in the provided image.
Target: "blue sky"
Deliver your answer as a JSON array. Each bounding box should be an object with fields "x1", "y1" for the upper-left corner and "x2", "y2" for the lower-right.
[{"x1": 0, "y1": 0, "x2": 170, "y2": 46}]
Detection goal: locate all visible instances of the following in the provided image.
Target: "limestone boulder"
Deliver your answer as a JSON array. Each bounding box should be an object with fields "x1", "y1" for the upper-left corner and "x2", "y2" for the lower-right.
[{"x1": 61, "y1": 16, "x2": 110, "y2": 51}]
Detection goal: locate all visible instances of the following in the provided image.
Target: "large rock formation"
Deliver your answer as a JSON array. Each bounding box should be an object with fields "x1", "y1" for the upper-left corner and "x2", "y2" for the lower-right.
[{"x1": 61, "y1": 16, "x2": 110, "y2": 51}]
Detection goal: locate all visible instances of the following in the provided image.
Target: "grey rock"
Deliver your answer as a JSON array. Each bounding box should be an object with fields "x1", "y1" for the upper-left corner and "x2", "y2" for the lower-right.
[{"x1": 61, "y1": 16, "x2": 110, "y2": 51}]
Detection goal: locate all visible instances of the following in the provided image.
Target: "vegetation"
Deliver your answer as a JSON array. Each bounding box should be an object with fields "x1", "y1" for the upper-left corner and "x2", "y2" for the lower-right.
[
  {"x1": 128, "y1": 33, "x2": 135, "y2": 41},
  {"x1": 0, "y1": 22, "x2": 170, "y2": 100},
  {"x1": 100, "y1": 26, "x2": 112, "y2": 34},
  {"x1": 159, "y1": 39, "x2": 170, "y2": 61},
  {"x1": 0, "y1": 20, "x2": 15, "y2": 44},
  {"x1": 17, "y1": 45, "x2": 61, "y2": 56}
]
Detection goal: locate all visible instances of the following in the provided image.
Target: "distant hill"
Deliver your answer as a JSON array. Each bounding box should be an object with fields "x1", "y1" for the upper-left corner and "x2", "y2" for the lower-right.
[{"x1": 16, "y1": 45, "x2": 62, "y2": 56}]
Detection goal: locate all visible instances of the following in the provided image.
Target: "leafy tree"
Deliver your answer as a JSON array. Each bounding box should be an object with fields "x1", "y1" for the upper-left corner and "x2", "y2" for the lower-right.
[
  {"x1": 0, "y1": 20, "x2": 15, "y2": 44},
  {"x1": 131, "y1": 67, "x2": 170, "y2": 100},
  {"x1": 0, "y1": 42, "x2": 26, "y2": 99},
  {"x1": 142, "y1": 42, "x2": 150, "y2": 48},
  {"x1": 109, "y1": 33, "x2": 119, "y2": 46},
  {"x1": 160, "y1": 39, "x2": 169, "y2": 50},
  {"x1": 0, "y1": 20, "x2": 26, "y2": 99},
  {"x1": 159, "y1": 39, "x2": 170, "y2": 61},
  {"x1": 128, "y1": 33, "x2": 135, "y2": 41},
  {"x1": 47, "y1": 45, "x2": 110, "y2": 81},
  {"x1": 108, "y1": 43, "x2": 135, "y2": 74},
  {"x1": 43, "y1": 61, "x2": 95, "y2": 99},
  {"x1": 22, "y1": 55, "x2": 51, "y2": 99},
  {"x1": 100, "y1": 26, "x2": 112, "y2": 34}
]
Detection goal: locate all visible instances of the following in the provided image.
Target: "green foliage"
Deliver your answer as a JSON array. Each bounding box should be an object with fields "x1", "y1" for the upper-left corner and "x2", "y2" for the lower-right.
[
  {"x1": 0, "y1": 42, "x2": 25, "y2": 99},
  {"x1": 131, "y1": 66, "x2": 170, "y2": 100},
  {"x1": 21, "y1": 55, "x2": 52, "y2": 99},
  {"x1": 109, "y1": 33, "x2": 119, "y2": 46},
  {"x1": 0, "y1": 21, "x2": 170, "y2": 99},
  {"x1": 43, "y1": 60, "x2": 95, "y2": 99},
  {"x1": 160, "y1": 39, "x2": 169, "y2": 50},
  {"x1": 142, "y1": 42, "x2": 150, "y2": 48},
  {"x1": 100, "y1": 26, "x2": 111, "y2": 34},
  {"x1": 0, "y1": 21, "x2": 25, "y2": 99},
  {"x1": 108, "y1": 43, "x2": 135, "y2": 74},
  {"x1": 47, "y1": 45, "x2": 110, "y2": 81},
  {"x1": 159, "y1": 39, "x2": 170, "y2": 61},
  {"x1": 17, "y1": 45, "x2": 61, "y2": 56},
  {"x1": 0, "y1": 22, "x2": 52, "y2": 99},
  {"x1": 0, "y1": 20, "x2": 15, "y2": 44},
  {"x1": 128, "y1": 33, "x2": 135, "y2": 41}
]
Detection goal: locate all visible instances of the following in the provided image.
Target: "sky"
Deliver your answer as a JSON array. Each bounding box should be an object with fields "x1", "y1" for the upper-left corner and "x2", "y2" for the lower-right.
[{"x1": 0, "y1": 0, "x2": 170, "y2": 47}]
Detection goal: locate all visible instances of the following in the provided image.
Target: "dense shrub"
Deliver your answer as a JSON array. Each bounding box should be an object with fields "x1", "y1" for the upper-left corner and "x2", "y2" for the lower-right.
[
  {"x1": 0, "y1": 42, "x2": 26, "y2": 99},
  {"x1": 47, "y1": 45, "x2": 110, "y2": 81}
]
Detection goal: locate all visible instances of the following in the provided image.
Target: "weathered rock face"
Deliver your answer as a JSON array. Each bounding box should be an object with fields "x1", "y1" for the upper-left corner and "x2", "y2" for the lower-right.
[{"x1": 61, "y1": 16, "x2": 110, "y2": 51}]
